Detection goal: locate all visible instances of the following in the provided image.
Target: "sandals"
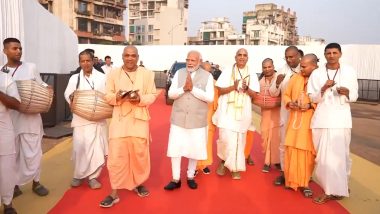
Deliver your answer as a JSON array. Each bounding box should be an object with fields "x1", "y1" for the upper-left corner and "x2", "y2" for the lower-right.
[
  {"x1": 32, "y1": 184, "x2": 49, "y2": 196},
  {"x1": 134, "y1": 185, "x2": 150, "y2": 197},
  {"x1": 313, "y1": 194, "x2": 344, "y2": 204},
  {"x1": 4, "y1": 207, "x2": 17, "y2": 214},
  {"x1": 100, "y1": 195, "x2": 120, "y2": 208},
  {"x1": 302, "y1": 188, "x2": 313, "y2": 198}
]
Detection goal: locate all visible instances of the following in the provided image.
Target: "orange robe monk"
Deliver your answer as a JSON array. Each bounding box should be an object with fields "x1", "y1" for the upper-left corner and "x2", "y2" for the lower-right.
[
  {"x1": 197, "y1": 86, "x2": 219, "y2": 170},
  {"x1": 258, "y1": 76, "x2": 281, "y2": 168},
  {"x1": 105, "y1": 66, "x2": 157, "y2": 191},
  {"x1": 283, "y1": 73, "x2": 316, "y2": 191}
]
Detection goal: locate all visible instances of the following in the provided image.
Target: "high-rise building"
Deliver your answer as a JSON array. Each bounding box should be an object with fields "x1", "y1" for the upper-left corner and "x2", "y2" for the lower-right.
[
  {"x1": 38, "y1": 0, "x2": 126, "y2": 44},
  {"x1": 189, "y1": 17, "x2": 245, "y2": 45},
  {"x1": 243, "y1": 3, "x2": 298, "y2": 45},
  {"x1": 128, "y1": 0, "x2": 188, "y2": 45}
]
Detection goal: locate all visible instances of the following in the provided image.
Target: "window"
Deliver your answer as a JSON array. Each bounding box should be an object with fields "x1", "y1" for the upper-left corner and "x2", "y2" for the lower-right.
[
  {"x1": 220, "y1": 31, "x2": 224, "y2": 38},
  {"x1": 148, "y1": 25, "x2": 153, "y2": 32},
  {"x1": 77, "y1": 18, "x2": 88, "y2": 32},
  {"x1": 141, "y1": 25, "x2": 145, "y2": 33},
  {"x1": 136, "y1": 26, "x2": 141, "y2": 33},
  {"x1": 78, "y1": 1, "x2": 87, "y2": 13},
  {"x1": 103, "y1": 24, "x2": 114, "y2": 35},
  {"x1": 92, "y1": 21, "x2": 100, "y2": 34},
  {"x1": 148, "y1": 35, "x2": 153, "y2": 42},
  {"x1": 94, "y1": 5, "x2": 104, "y2": 16},
  {"x1": 254, "y1": 30, "x2": 260, "y2": 38}
]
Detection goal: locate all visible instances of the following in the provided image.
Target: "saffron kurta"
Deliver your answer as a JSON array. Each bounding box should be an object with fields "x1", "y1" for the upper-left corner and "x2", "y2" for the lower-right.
[
  {"x1": 197, "y1": 85, "x2": 219, "y2": 169},
  {"x1": 259, "y1": 76, "x2": 281, "y2": 165},
  {"x1": 105, "y1": 66, "x2": 157, "y2": 190},
  {"x1": 64, "y1": 69, "x2": 108, "y2": 180},
  {"x1": 283, "y1": 74, "x2": 316, "y2": 190},
  {"x1": 269, "y1": 64, "x2": 300, "y2": 170}
]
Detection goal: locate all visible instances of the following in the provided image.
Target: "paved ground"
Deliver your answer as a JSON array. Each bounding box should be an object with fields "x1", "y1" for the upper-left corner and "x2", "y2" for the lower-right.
[{"x1": 350, "y1": 102, "x2": 380, "y2": 165}]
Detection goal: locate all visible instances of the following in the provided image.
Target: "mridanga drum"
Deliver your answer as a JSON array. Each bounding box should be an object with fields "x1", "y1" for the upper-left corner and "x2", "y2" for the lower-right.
[
  {"x1": 71, "y1": 90, "x2": 113, "y2": 121},
  {"x1": 16, "y1": 80, "x2": 53, "y2": 114},
  {"x1": 253, "y1": 93, "x2": 281, "y2": 109}
]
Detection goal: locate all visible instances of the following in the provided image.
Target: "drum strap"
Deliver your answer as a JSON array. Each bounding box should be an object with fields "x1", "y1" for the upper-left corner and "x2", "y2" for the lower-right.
[{"x1": 76, "y1": 74, "x2": 80, "y2": 89}]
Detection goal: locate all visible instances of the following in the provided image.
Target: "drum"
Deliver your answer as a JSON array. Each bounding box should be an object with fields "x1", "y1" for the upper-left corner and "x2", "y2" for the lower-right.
[
  {"x1": 253, "y1": 93, "x2": 281, "y2": 109},
  {"x1": 71, "y1": 90, "x2": 113, "y2": 121},
  {"x1": 16, "y1": 80, "x2": 53, "y2": 114}
]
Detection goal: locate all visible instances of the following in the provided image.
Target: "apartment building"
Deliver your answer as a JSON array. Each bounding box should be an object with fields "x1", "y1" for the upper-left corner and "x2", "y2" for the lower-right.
[
  {"x1": 189, "y1": 17, "x2": 245, "y2": 45},
  {"x1": 298, "y1": 36, "x2": 326, "y2": 46},
  {"x1": 38, "y1": 0, "x2": 126, "y2": 44},
  {"x1": 128, "y1": 0, "x2": 188, "y2": 45},
  {"x1": 243, "y1": 3, "x2": 298, "y2": 45}
]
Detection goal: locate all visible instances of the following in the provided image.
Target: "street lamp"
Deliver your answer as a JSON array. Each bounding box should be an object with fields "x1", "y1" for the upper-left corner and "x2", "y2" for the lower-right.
[{"x1": 168, "y1": 23, "x2": 182, "y2": 45}]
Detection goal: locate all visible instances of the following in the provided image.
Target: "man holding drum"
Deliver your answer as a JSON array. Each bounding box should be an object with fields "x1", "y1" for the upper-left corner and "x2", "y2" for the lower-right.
[
  {"x1": 64, "y1": 50, "x2": 108, "y2": 189},
  {"x1": 2, "y1": 38, "x2": 49, "y2": 197},
  {"x1": 0, "y1": 59, "x2": 21, "y2": 214},
  {"x1": 100, "y1": 46, "x2": 157, "y2": 208}
]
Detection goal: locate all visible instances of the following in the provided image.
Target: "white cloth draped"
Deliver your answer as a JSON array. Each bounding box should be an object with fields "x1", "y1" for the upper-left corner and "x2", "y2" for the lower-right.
[
  {"x1": 312, "y1": 128, "x2": 351, "y2": 197},
  {"x1": 64, "y1": 69, "x2": 108, "y2": 179},
  {"x1": 217, "y1": 128, "x2": 246, "y2": 172},
  {"x1": 0, "y1": 154, "x2": 16, "y2": 205}
]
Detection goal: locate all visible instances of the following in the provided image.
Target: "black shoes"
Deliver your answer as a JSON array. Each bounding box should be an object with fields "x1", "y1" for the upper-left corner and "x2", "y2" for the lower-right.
[
  {"x1": 202, "y1": 167, "x2": 211, "y2": 174},
  {"x1": 164, "y1": 179, "x2": 198, "y2": 190},
  {"x1": 187, "y1": 179, "x2": 198, "y2": 189},
  {"x1": 274, "y1": 174, "x2": 285, "y2": 186},
  {"x1": 164, "y1": 181, "x2": 181, "y2": 190}
]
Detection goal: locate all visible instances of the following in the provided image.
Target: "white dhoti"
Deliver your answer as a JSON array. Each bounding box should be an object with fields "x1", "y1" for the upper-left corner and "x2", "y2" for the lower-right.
[
  {"x1": 167, "y1": 124, "x2": 207, "y2": 160},
  {"x1": 0, "y1": 154, "x2": 16, "y2": 205},
  {"x1": 167, "y1": 124, "x2": 207, "y2": 180},
  {"x1": 217, "y1": 128, "x2": 246, "y2": 172},
  {"x1": 313, "y1": 128, "x2": 351, "y2": 197},
  {"x1": 72, "y1": 123, "x2": 108, "y2": 179},
  {"x1": 15, "y1": 128, "x2": 44, "y2": 185}
]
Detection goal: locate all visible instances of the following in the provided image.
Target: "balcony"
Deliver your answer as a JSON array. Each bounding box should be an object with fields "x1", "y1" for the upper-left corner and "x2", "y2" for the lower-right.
[{"x1": 76, "y1": 9, "x2": 91, "y2": 16}]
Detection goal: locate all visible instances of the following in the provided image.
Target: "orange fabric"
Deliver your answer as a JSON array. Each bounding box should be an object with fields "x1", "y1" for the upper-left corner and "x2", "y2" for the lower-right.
[
  {"x1": 197, "y1": 86, "x2": 218, "y2": 169},
  {"x1": 258, "y1": 77, "x2": 281, "y2": 165},
  {"x1": 244, "y1": 130, "x2": 254, "y2": 158},
  {"x1": 107, "y1": 137, "x2": 150, "y2": 190},
  {"x1": 283, "y1": 74, "x2": 316, "y2": 190}
]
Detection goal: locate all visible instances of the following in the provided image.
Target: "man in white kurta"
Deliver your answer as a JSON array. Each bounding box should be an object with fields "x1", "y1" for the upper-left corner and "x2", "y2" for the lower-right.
[
  {"x1": 0, "y1": 67, "x2": 21, "y2": 214},
  {"x1": 165, "y1": 51, "x2": 214, "y2": 190},
  {"x1": 308, "y1": 43, "x2": 358, "y2": 203},
  {"x1": 64, "y1": 50, "x2": 108, "y2": 189},
  {"x1": 212, "y1": 48, "x2": 259, "y2": 180},
  {"x1": 101, "y1": 55, "x2": 113, "y2": 77},
  {"x1": 2, "y1": 38, "x2": 49, "y2": 197},
  {"x1": 269, "y1": 46, "x2": 301, "y2": 185}
]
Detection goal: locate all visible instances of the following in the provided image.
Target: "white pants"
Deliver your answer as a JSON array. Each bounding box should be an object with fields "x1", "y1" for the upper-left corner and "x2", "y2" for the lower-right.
[
  {"x1": 15, "y1": 131, "x2": 43, "y2": 185},
  {"x1": 217, "y1": 128, "x2": 246, "y2": 172},
  {"x1": 72, "y1": 123, "x2": 108, "y2": 179},
  {"x1": 0, "y1": 154, "x2": 16, "y2": 205},
  {"x1": 170, "y1": 157, "x2": 197, "y2": 180},
  {"x1": 313, "y1": 128, "x2": 351, "y2": 197}
]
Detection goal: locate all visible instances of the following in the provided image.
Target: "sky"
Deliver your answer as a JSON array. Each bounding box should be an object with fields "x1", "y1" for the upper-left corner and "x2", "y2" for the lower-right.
[{"x1": 188, "y1": 0, "x2": 380, "y2": 44}]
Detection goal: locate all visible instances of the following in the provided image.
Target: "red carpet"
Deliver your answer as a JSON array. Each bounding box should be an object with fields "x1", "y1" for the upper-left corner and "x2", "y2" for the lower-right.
[{"x1": 49, "y1": 93, "x2": 348, "y2": 214}]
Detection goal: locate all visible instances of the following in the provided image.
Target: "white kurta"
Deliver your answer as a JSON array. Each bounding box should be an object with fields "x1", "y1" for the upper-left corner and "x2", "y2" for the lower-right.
[
  {"x1": 308, "y1": 64, "x2": 358, "y2": 197},
  {"x1": 101, "y1": 64, "x2": 113, "y2": 77},
  {"x1": 167, "y1": 70, "x2": 214, "y2": 160},
  {"x1": 7, "y1": 62, "x2": 46, "y2": 185},
  {"x1": 64, "y1": 69, "x2": 108, "y2": 179},
  {"x1": 269, "y1": 64, "x2": 300, "y2": 169},
  {"x1": 0, "y1": 71, "x2": 20, "y2": 205},
  {"x1": 212, "y1": 64, "x2": 259, "y2": 172}
]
